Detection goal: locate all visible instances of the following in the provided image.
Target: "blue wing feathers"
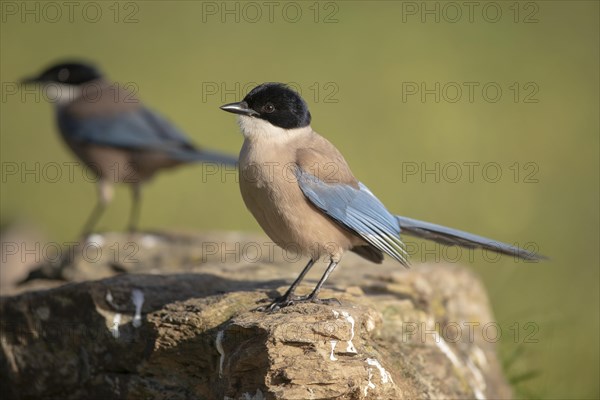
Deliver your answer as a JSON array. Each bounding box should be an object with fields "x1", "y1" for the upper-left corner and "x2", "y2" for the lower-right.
[
  {"x1": 296, "y1": 168, "x2": 408, "y2": 266},
  {"x1": 58, "y1": 107, "x2": 237, "y2": 166}
]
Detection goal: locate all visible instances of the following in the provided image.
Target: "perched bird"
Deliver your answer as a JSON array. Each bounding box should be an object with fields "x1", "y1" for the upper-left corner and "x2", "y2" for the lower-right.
[
  {"x1": 22, "y1": 61, "x2": 237, "y2": 236},
  {"x1": 221, "y1": 83, "x2": 544, "y2": 311}
]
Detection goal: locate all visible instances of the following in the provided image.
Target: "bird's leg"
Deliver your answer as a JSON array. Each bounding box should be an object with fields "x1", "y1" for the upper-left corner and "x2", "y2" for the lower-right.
[
  {"x1": 127, "y1": 183, "x2": 141, "y2": 233},
  {"x1": 261, "y1": 258, "x2": 316, "y2": 311},
  {"x1": 278, "y1": 258, "x2": 317, "y2": 301},
  {"x1": 262, "y1": 258, "x2": 342, "y2": 311},
  {"x1": 80, "y1": 202, "x2": 106, "y2": 238},
  {"x1": 80, "y1": 180, "x2": 112, "y2": 239},
  {"x1": 299, "y1": 259, "x2": 340, "y2": 304}
]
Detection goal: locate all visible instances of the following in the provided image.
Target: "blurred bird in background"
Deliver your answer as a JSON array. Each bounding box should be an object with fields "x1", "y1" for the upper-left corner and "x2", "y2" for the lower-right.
[
  {"x1": 21, "y1": 61, "x2": 237, "y2": 237},
  {"x1": 221, "y1": 83, "x2": 544, "y2": 311}
]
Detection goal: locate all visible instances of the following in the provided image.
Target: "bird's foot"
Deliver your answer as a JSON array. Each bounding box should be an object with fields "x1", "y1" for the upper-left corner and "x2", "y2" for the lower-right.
[
  {"x1": 257, "y1": 293, "x2": 341, "y2": 312},
  {"x1": 295, "y1": 293, "x2": 342, "y2": 306},
  {"x1": 256, "y1": 294, "x2": 296, "y2": 312}
]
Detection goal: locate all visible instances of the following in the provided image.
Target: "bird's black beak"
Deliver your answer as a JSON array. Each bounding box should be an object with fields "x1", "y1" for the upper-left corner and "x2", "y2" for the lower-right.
[{"x1": 220, "y1": 101, "x2": 259, "y2": 117}]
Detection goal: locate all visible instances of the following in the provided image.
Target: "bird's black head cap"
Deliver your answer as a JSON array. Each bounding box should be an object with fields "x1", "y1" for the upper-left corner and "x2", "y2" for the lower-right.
[
  {"x1": 24, "y1": 61, "x2": 103, "y2": 85},
  {"x1": 243, "y1": 83, "x2": 311, "y2": 129}
]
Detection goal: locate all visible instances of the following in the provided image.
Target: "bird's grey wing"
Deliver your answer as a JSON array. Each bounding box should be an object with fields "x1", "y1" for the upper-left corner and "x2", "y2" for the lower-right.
[
  {"x1": 139, "y1": 109, "x2": 237, "y2": 165},
  {"x1": 295, "y1": 167, "x2": 408, "y2": 266},
  {"x1": 396, "y1": 216, "x2": 545, "y2": 260},
  {"x1": 58, "y1": 107, "x2": 237, "y2": 165}
]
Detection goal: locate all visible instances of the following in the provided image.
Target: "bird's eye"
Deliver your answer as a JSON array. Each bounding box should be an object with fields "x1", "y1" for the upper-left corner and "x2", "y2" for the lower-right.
[
  {"x1": 58, "y1": 68, "x2": 70, "y2": 82},
  {"x1": 263, "y1": 103, "x2": 275, "y2": 113}
]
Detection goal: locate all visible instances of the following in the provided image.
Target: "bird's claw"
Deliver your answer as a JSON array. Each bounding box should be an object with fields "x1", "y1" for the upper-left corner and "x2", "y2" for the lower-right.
[
  {"x1": 256, "y1": 294, "x2": 341, "y2": 312},
  {"x1": 295, "y1": 295, "x2": 341, "y2": 306},
  {"x1": 256, "y1": 295, "x2": 295, "y2": 312}
]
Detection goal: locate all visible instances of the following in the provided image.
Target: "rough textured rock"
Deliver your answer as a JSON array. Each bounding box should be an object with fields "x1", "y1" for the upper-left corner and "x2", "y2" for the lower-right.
[{"x1": 1, "y1": 232, "x2": 512, "y2": 399}]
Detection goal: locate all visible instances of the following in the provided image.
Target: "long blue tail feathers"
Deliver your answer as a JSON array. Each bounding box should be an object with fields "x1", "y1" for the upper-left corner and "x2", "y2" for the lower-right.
[{"x1": 396, "y1": 215, "x2": 545, "y2": 261}]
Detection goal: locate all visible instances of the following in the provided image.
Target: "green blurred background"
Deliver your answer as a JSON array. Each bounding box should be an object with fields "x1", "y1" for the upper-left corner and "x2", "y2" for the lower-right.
[{"x1": 1, "y1": 1, "x2": 598, "y2": 398}]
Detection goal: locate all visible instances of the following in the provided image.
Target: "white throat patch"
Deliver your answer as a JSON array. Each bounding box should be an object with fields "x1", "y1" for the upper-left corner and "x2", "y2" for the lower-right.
[
  {"x1": 45, "y1": 83, "x2": 83, "y2": 105},
  {"x1": 237, "y1": 115, "x2": 310, "y2": 142}
]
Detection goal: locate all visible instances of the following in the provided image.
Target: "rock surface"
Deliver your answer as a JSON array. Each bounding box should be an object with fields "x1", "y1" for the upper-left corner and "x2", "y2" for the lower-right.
[{"x1": 1, "y1": 232, "x2": 512, "y2": 399}]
